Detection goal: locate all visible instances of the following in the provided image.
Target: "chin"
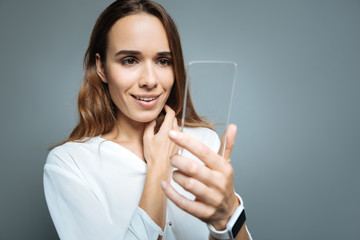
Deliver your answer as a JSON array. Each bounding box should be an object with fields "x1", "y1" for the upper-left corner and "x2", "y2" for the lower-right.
[{"x1": 132, "y1": 111, "x2": 162, "y2": 123}]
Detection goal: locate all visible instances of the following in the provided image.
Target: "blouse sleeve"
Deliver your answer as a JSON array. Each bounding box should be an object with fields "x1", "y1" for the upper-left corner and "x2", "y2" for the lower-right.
[{"x1": 43, "y1": 148, "x2": 163, "y2": 240}]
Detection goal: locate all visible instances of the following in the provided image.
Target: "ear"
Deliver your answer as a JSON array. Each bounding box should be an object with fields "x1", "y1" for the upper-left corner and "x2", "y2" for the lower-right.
[{"x1": 95, "y1": 53, "x2": 107, "y2": 83}]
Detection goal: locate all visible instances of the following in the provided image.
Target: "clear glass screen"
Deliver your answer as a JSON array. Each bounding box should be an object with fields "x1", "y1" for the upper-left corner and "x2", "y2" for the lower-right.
[{"x1": 181, "y1": 61, "x2": 238, "y2": 157}]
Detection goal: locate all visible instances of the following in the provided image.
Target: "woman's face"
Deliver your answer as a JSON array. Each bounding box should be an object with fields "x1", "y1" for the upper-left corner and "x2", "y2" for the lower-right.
[{"x1": 97, "y1": 13, "x2": 174, "y2": 124}]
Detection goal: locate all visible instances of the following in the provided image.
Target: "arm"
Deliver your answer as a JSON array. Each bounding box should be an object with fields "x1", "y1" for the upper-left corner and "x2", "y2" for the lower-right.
[
  {"x1": 138, "y1": 106, "x2": 178, "y2": 233},
  {"x1": 44, "y1": 152, "x2": 169, "y2": 240},
  {"x1": 44, "y1": 154, "x2": 123, "y2": 239},
  {"x1": 44, "y1": 106, "x2": 178, "y2": 240},
  {"x1": 161, "y1": 124, "x2": 251, "y2": 240}
]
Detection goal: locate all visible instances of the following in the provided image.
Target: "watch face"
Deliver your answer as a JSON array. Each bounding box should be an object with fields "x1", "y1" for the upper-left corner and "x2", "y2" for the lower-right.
[{"x1": 231, "y1": 209, "x2": 246, "y2": 237}]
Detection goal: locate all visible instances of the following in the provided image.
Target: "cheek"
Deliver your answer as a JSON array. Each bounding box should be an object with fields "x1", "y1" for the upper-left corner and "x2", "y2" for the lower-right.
[
  {"x1": 107, "y1": 70, "x2": 137, "y2": 94},
  {"x1": 163, "y1": 70, "x2": 175, "y2": 91},
  {"x1": 106, "y1": 76, "x2": 131, "y2": 107}
]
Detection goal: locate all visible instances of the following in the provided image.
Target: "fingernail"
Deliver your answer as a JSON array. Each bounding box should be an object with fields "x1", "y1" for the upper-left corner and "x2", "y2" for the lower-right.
[
  {"x1": 168, "y1": 130, "x2": 180, "y2": 139},
  {"x1": 161, "y1": 181, "x2": 167, "y2": 189}
]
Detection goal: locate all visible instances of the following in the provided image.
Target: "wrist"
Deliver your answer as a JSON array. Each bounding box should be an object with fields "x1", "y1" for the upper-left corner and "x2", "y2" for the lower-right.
[
  {"x1": 146, "y1": 163, "x2": 172, "y2": 181},
  {"x1": 207, "y1": 193, "x2": 246, "y2": 240},
  {"x1": 210, "y1": 194, "x2": 240, "y2": 230}
]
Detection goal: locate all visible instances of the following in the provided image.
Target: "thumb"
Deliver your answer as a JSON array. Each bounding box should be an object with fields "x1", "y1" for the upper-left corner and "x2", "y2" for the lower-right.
[{"x1": 218, "y1": 124, "x2": 237, "y2": 160}]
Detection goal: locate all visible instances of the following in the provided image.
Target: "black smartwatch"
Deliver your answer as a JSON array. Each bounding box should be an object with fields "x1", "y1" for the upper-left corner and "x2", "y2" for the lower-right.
[{"x1": 207, "y1": 194, "x2": 246, "y2": 239}]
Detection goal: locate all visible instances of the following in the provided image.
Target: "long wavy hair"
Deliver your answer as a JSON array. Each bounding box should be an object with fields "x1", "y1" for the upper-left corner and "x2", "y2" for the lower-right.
[{"x1": 63, "y1": 0, "x2": 211, "y2": 144}]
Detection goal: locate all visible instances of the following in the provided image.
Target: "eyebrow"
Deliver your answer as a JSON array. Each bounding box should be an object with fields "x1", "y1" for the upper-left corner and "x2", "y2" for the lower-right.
[
  {"x1": 114, "y1": 50, "x2": 172, "y2": 57},
  {"x1": 157, "y1": 51, "x2": 172, "y2": 57}
]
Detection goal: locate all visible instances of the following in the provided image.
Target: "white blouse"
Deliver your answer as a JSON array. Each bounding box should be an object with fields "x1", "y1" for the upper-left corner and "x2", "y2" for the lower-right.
[{"x1": 44, "y1": 127, "x2": 246, "y2": 239}]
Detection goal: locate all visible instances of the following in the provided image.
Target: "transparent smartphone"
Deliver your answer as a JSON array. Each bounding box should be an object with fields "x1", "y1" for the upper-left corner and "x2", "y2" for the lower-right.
[{"x1": 180, "y1": 61, "x2": 237, "y2": 157}]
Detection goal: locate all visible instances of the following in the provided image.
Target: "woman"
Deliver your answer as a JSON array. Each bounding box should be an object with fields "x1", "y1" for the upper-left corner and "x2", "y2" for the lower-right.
[{"x1": 44, "y1": 0, "x2": 251, "y2": 239}]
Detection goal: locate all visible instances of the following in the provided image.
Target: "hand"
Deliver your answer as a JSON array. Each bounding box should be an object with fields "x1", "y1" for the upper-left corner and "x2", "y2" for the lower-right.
[
  {"x1": 161, "y1": 124, "x2": 239, "y2": 230},
  {"x1": 143, "y1": 105, "x2": 179, "y2": 177},
  {"x1": 140, "y1": 105, "x2": 179, "y2": 230}
]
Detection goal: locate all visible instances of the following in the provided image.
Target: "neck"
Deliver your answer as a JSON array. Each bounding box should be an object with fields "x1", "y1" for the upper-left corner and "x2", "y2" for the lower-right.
[{"x1": 102, "y1": 112, "x2": 145, "y2": 146}]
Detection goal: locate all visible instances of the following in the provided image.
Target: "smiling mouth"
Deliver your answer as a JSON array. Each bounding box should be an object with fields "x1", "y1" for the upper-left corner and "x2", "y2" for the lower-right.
[{"x1": 132, "y1": 95, "x2": 160, "y2": 102}]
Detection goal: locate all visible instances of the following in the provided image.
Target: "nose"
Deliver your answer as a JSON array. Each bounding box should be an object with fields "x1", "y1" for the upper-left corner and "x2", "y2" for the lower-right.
[{"x1": 139, "y1": 62, "x2": 158, "y2": 89}]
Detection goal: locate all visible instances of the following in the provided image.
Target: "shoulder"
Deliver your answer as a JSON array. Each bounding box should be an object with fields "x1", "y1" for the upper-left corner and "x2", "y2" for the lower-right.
[
  {"x1": 46, "y1": 137, "x2": 102, "y2": 168},
  {"x1": 182, "y1": 127, "x2": 220, "y2": 152}
]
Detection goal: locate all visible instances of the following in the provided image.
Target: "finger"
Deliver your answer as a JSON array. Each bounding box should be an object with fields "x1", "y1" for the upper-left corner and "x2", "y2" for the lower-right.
[
  {"x1": 159, "y1": 105, "x2": 176, "y2": 132},
  {"x1": 173, "y1": 117, "x2": 179, "y2": 130},
  {"x1": 170, "y1": 119, "x2": 180, "y2": 155},
  {"x1": 143, "y1": 120, "x2": 156, "y2": 139},
  {"x1": 170, "y1": 155, "x2": 215, "y2": 186},
  {"x1": 168, "y1": 130, "x2": 223, "y2": 170},
  {"x1": 161, "y1": 181, "x2": 215, "y2": 220},
  {"x1": 219, "y1": 124, "x2": 237, "y2": 161},
  {"x1": 172, "y1": 171, "x2": 220, "y2": 206}
]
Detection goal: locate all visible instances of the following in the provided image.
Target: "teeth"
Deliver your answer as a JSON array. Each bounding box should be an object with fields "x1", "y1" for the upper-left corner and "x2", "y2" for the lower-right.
[{"x1": 136, "y1": 96, "x2": 157, "y2": 101}]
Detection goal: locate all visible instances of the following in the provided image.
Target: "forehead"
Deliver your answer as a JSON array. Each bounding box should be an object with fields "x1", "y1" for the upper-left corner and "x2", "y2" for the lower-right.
[{"x1": 106, "y1": 13, "x2": 170, "y2": 53}]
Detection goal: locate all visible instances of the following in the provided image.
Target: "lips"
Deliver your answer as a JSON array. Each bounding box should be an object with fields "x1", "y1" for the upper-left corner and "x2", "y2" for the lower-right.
[{"x1": 130, "y1": 94, "x2": 162, "y2": 108}]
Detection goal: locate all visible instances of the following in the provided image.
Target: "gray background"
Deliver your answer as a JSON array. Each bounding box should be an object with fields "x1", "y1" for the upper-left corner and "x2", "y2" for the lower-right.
[{"x1": 0, "y1": 0, "x2": 359, "y2": 239}]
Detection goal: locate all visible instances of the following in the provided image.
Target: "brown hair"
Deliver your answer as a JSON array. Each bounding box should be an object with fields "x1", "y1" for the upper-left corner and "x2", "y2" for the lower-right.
[{"x1": 64, "y1": 0, "x2": 210, "y2": 143}]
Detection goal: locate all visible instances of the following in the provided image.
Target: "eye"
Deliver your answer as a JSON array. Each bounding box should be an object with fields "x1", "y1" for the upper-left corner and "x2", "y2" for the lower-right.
[
  {"x1": 121, "y1": 57, "x2": 138, "y2": 65},
  {"x1": 156, "y1": 58, "x2": 172, "y2": 66}
]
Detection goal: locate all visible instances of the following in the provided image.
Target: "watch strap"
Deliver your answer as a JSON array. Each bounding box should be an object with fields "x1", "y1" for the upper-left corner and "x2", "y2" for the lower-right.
[
  {"x1": 207, "y1": 193, "x2": 246, "y2": 239},
  {"x1": 207, "y1": 222, "x2": 233, "y2": 239}
]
